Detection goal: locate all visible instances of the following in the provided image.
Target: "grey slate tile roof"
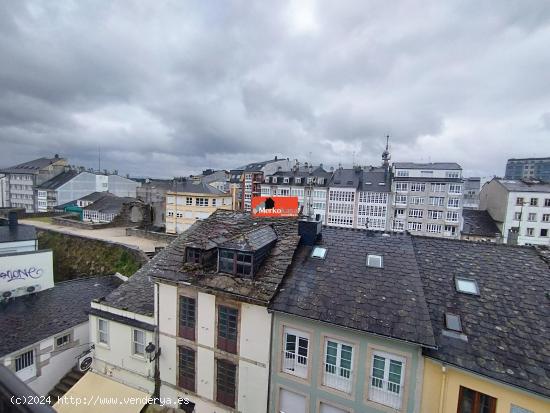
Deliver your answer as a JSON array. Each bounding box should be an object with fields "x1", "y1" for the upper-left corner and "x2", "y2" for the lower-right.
[
  {"x1": 106, "y1": 210, "x2": 300, "y2": 313},
  {"x1": 329, "y1": 168, "x2": 362, "y2": 188},
  {"x1": 413, "y1": 237, "x2": 550, "y2": 397},
  {"x1": 393, "y1": 162, "x2": 462, "y2": 170},
  {"x1": 0, "y1": 224, "x2": 36, "y2": 244},
  {"x1": 79, "y1": 191, "x2": 110, "y2": 202},
  {"x1": 0, "y1": 157, "x2": 63, "y2": 174},
  {"x1": 84, "y1": 194, "x2": 139, "y2": 214},
  {"x1": 270, "y1": 228, "x2": 436, "y2": 347},
  {"x1": 462, "y1": 208, "x2": 501, "y2": 237},
  {"x1": 0, "y1": 276, "x2": 121, "y2": 357},
  {"x1": 496, "y1": 178, "x2": 550, "y2": 193},
  {"x1": 36, "y1": 170, "x2": 79, "y2": 190},
  {"x1": 170, "y1": 180, "x2": 226, "y2": 195},
  {"x1": 362, "y1": 167, "x2": 391, "y2": 192},
  {"x1": 220, "y1": 225, "x2": 278, "y2": 251}
]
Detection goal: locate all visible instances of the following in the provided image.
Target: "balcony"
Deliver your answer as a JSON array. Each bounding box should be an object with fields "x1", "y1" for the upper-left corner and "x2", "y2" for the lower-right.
[
  {"x1": 323, "y1": 363, "x2": 352, "y2": 393},
  {"x1": 282, "y1": 351, "x2": 308, "y2": 378},
  {"x1": 368, "y1": 376, "x2": 403, "y2": 410}
]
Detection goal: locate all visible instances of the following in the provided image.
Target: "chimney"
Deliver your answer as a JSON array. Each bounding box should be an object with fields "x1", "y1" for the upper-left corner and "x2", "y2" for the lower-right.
[
  {"x1": 8, "y1": 211, "x2": 18, "y2": 231},
  {"x1": 298, "y1": 215, "x2": 322, "y2": 246},
  {"x1": 275, "y1": 155, "x2": 278, "y2": 160}
]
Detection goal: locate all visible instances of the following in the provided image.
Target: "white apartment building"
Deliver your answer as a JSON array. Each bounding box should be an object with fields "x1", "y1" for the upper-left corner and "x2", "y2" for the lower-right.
[
  {"x1": 260, "y1": 163, "x2": 331, "y2": 223},
  {"x1": 0, "y1": 175, "x2": 8, "y2": 208},
  {"x1": 327, "y1": 167, "x2": 391, "y2": 230},
  {"x1": 241, "y1": 157, "x2": 291, "y2": 211},
  {"x1": 390, "y1": 162, "x2": 463, "y2": 238},
  {"x1": 479, "y1": 178, "x2": 550, "y2": 245}
]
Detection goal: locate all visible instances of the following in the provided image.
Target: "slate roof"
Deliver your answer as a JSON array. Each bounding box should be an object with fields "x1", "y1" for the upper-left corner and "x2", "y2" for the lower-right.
[
  {"x1": 413, "y1": 237, "x2": 550, "y2": 398},
  {"x1": 79, "y1": 191, "x2": 110, "y2": 202},
  {"x1": 393, "y1": 162, "x2": 462, "y2": 170},
  {"x1": 104, "y1": 210, "x2": 300, "y2": 314},
  {"x1": 362, "y1": 167, "x2": 391, "y2": 192},
  {"x1": 220, "y1": 225, "x2": 278, "y2": 252},
  {"x1": 243, "y1": 158, "x2": 282, "y2": 172},
  {"x1": 329, "y1": 168, "x2": 362, "y2": 188},
  {"x1": 84, "y1": 194, "x2": 139, "y2": 214},
  {"x1": 267, "y1": 166, "x2": 332, "y2": 186},
  {"x1": 271, "y1": 228, "x2": 436, "y2": 347},
  {"x1": 461, "y1": 209, "x2": 501, "y2": 237},
  {"x1": 36, "y1": 170, "x2": 79, "y2": 190},
  {"x1": 0, "y1": 157, "x2": 64, "y2": 174},
  {"x1": 0, "y1": 276, "x2": 121, "y2": 357},
  {"x1": 0, "y1": 225, "x2": 36, "y2": 244},
  {"x1": 496, "y1": 179, "x2": 550, "y2": 193},
  {"x1": 169, "y1": 180, "x2": 226, "y2": 195}
]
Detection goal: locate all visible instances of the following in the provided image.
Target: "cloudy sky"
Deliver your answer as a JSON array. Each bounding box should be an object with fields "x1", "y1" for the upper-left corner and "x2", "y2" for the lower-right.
[{"x1": 0, "y1": 1, "x2": 549, "y2": 178}]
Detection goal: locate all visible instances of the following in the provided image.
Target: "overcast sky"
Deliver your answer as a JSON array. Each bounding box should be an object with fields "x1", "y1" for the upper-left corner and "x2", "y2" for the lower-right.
[{"x1": 0, "y1": 1, "x2": 549, "y2": 178}]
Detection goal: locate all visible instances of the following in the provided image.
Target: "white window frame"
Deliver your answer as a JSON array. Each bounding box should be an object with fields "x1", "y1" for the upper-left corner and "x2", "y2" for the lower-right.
[
  {"x1": 323, "y1": 339, "x2": 354, "y2": 393},
  {"x1": 282, "y1": 327, "x2": 309, "y2": 379},
  {"x1": 55, "y1": 333, "x2": 71, "y2": 349},
  {"x1": 132, "y1": 329, "x2": 146, "y2": 357},
  {"x1": 367, "y1": 254, "x2": 383, "y2": 268},
  {"x1": 14, "y1": 349, "x2": 36, "y2": 381},
  {"x1": 98, "y1": 318, "x2": 109, "y2": 345},
  {"x1": 368, "y1": 350, "x2": 406, "y2": 410}
]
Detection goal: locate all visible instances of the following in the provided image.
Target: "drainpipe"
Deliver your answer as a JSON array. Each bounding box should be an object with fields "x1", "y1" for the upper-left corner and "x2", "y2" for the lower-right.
[
  {"x1": 154, "y1": 281, "x2": 161, "y2": 401},
  {"x1": 438, "y1": 365, "x2": 447, "y2": 413},
  {"x1": 266, "y1": 311, "x2": 274, "y2": 413}
]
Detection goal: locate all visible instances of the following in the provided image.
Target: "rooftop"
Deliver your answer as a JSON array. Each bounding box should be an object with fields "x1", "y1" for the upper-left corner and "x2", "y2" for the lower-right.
[
  {"x1": 79, "y1": 191, "x2": 110, "y2": 202},
  {"x1": 329, "y1": 168, "x2": 362, "y2": 188},
  {"x1": 168, "y1": 180, "x2": 227, "y2": 195},
  {"x1": 362, "y1": 167, "x2": 391, "y2": 192},
  {"x1": 413, "y1": 237, "x2": 550, "y2": 398},
  {"x1": 0, "y1": 157, "x2": 65, "y2": 174},
  {"x1": 270, "y1": 228, "x2": 436, "y2": 347},
  {"x1": 393, "y1": 162, "x2": 462, "y2": 170},
  {"x1": 0, "y1": 276, "x2": 121, "y2": 357},
  {"x1": 0, "y1": 224, "x2": 36, "y2": 244},
  {"x1": 461, "y1": 209, "x2": 501, "y2": 238},
  {"x1": 243, "y1": 157, "x2": 287, "y2": 172},
  {"x1": 36, "y1": 170, "x2": 79, "y2": 190},
  {"x1": 495, "y1": 178, "x2": 550, "y2": 193},
  {"x1": 83, "y1": 194, "x2": 139, "y2": 214}
]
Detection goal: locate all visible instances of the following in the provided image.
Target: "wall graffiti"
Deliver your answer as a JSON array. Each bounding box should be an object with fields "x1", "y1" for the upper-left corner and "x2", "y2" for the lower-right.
[{"x1": 0, "y1": 267, "x2": 44, "y2": 282}]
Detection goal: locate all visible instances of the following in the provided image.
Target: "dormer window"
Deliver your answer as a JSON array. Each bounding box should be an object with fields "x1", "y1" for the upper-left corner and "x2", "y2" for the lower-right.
[
  {"x1": 317, "y1": 178, "x2": 324, "y2": 185},
  {"x1": 219, "y1": 249, "x2": 253, "y2": 277},
  {"x1": 284, "y1": 177, "x2": 289, "y2": 184},
  {"x1": 186, "y1": 248, "x2": 202, "y2": 264},
  {"x1": 295, "y1": 177, "x2": 301, "y2": 184}
]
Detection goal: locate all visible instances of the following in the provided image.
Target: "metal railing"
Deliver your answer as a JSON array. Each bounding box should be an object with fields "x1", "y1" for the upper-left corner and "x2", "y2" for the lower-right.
[
  {"x1": 282, "y1": 351, "x2": 308, "y2": 378},
  {"x1": 368, "y1": 376, "x2": 403, "y2": 409},
  {"x1": 323, "y1": 364, "x2": 352, "y2": 393}
]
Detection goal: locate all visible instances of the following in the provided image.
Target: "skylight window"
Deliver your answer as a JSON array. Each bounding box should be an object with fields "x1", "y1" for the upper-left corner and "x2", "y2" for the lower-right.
[
  {"x1": 455, "y1": 277, "x2": 479, "y2": 295},
  {"x1": 311, "y1": 246, "x2": 327, "y2": 259},
  {"x1": 445, "y1": 313, "x2": 462, "y2": 332},
  {"x1": 367, "y1": 254, "x2": 383, "y2": 268}
]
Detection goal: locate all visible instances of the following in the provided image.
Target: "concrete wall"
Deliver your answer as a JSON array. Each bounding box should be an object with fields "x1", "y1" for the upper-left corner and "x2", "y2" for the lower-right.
[
  {"x1": 421, "y1": 358, "x2": 550, "y2": 413},
  {"x1": 1, "y1": 322, "x2": 88, "y2": 396},
  {"x1": 0, "y1": 239, "x2": 37, "y2": 255}
]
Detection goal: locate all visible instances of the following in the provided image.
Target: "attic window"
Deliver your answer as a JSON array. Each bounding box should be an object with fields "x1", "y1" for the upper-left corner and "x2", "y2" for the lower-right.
[
  {"x1": 295, "y1": 177, "x2": 301, "y2": 184},
  {"x1": 367, "y1": 254, "x2": 383, "y2": 268},
  {"x1": 186, "y1": 248, "x2": 202, "y2": 264},
  {"x1": 311, "y1": 246, "x2": 327, "y2": 259},
  {"x1": 445, "y1": 313, "x2": 462, "y2": 332},
  {"x1": 218, "y1": 249, "x2": 253, "y2": 278},
  {"x1": 455, "y1": 277, "x2": 479, "y2": 295}
]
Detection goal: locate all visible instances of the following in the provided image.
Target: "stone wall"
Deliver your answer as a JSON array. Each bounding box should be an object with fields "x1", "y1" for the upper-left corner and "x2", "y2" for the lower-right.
[
  {"x1": 37, "y1": 229, "x2": 148, "y2": 282},
  {"x1": 125, "y1": 227, "x2": 177, "y2": 243}
]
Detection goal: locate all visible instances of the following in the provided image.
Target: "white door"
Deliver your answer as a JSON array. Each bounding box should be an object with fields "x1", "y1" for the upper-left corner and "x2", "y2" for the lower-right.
[{"x1": 279, "y1": 389, "x2": 306, "y2": 413}]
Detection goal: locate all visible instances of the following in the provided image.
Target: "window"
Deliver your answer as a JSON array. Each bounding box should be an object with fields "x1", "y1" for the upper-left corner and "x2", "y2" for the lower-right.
[
  {"x1": 444, "y1": 225, "x2": 457, "y2": 235},
  {"x1": 394, "y1": 209, "x2": 405, "y2": 217},
  {"x1": 55, "y1": 333, "x2": 70, "y2": 349},
  {"x1": 457, "y1": 386, "x2": 496, "y2": 413},
  {"x1": 448, "y1": 197, "x2": 460, "y2": 208},
  {"x1": 216, "y1": 359, "x2": 236, "y2": 408},
  {"x1": 395, "y1": 195, "x2": 407, "y2": 205},
  {"x1": 186, "y1": 248, "x2": 201, "y2": 264},
  {"x1": 15, "y1": 350, "x2": 35, "y2": 381},
  {"x1": 396, "y1": 170, "x2": 409, "y2": 177},
  {"x1": 179, "y1": 296, "x2": 196, "y2": 340},
  {"x1": 429, "y1": 196, "x2": 445, "y2": 206},
  {"x1": 542, "y1": 214, "x2": 550, "y2": 222},
  {"x1": 218, "y1": 306, "x2": 238, "y2": 354},
  {"x1": 283, "y1": 327, "x2": 309, "y2": 378},
  {"x1": 527, "y1": 213, "x2": 537, "y2": 221},
  {"x1": 283, "y1": 177, "x2": 289, "y2": 183},
  {"x1": 369, "y1": 351, "x2": 405, "y2": 409},
  {"x1": 514, "y1": 212, "x2": 522, "y2": 220},
  {"x1": 410, "y1": 183, "x2": 425, "y2": 192},
  {"x1": 541, "y1": 229, "x2": 548, "y2": 237},
  {"x1": 195, "y1": 197, "x2": 208, "y2": 206},
  {"x1": 545, "y1": 199, "x2": 550, "y2": 207},
  {"x1": 449, "y1": 184, "x2": 462, "y2": 194},
  {"x1": 367, "y1": 254, "x2": 383, "y2": 268},
  {"x1": 428, "y1": 210, "x2": 443, "y2": 220},
  {"x1": 186, "y1": 197, "x2": 192, "y2": 205},
  {"x1": 445, "y1": 313, "x2": 462, "y2": 332},
  {"x1": 212, "y1": 198, "x2": 217, "y2": 206},
  {"x1": 410, "y1": 196, "x2": 425, "y2": 205},
  {"x1": 323, "y1": 340, "x2": 353, "y2": 393},
  {"x1": 446, "y1": 171, "x2": 460, "y2": 178},
  {"x1": 98, "y1": 319, "x2": 109, "y2": 345},
  {"x1": 320, "y1": 402, "x2": 349, "y2": 413},
  {"x1": 167, "y1": 211, "x2": 174, "y2": 217},
  {"x1": 311, "y1": 246, "x2": 327, "y2": 259},
  {"x1": 395, "y1": 182, "x2": 408, "y2": 192},
  {"x1": 178, "y1": 346, "x2": 195, "y2": 392},
  {"x1": 407, "y1": 222, "x2": 422, "y2": 232},
  {"x1": 530, "y1": 198, "x2": 538, "y2": 206},
  {"x1": 408, "y1": 209, "x2": 423, "y2": 218},
  {"x1": 516, "y1": 197, "x2": 524, "y2": 206},
  {"x1": 279, "y1": 388, "x2": 307, "y2": 413},
  {"x1": 455, "y1": 277, "x2": 479, "y2": 295},
  {"x1": 295, "y1": 177, "x2": 301, "y2": 184},
  {"x1": 431, "y1": 183, "x2": 446, "y2": 192},
  {"x1": 426, "y1": 224, "x2": 442, "y2": 233},
  {"x1": 510, "y1": 405, "x2": 534, "y2": 413},
  {"x1": 526, "y1": 227, "x2": 534, "y2": 236},
  {"x1": 132, "y1": 329, "x2": 146, "y2": 356}
]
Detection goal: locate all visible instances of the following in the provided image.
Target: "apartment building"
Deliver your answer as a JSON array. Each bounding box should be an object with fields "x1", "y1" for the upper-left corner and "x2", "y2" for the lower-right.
[
  {"x1": 260, "y1": 163, "x2": 332, "y2": 223},
  {"x1": 165, "y1": 180, "x2": 233, "y2": 234},
  {"x1": 0, "y1": 174, "x2": 8, "y2": 208},
  {"x1": 479, "y1": 178, "x2": 550, "y2": 245},
  {"x1": 269, "y1": 229, "x2": 434, "y2": 413},
  {"x1": 136, "y1": 179, "x2": 173, "y2": 227},
  {"x1": 0, "y1": 156, "x2": 68, "y2": 212},
  {"x1": 390, "y1": 162, "x2": 463, "y2": 238},
  {"x1": 505, "y1": 157, "x2": 550, "y2": 181},
  {"x1": 326, "y1": 166, "x2": 391, "y2": 230},
  {"x1": 463, "y1": 177, "x2": 481, "y2": 208},
  {"x1": 241, "y1": 157, "x2": 291, "y2": 211}
]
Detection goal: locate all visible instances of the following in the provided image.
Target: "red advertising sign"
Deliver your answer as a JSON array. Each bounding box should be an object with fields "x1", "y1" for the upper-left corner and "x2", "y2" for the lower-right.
[{"x1": 251, "y1": 196, "x2": 299, "y2": 217}]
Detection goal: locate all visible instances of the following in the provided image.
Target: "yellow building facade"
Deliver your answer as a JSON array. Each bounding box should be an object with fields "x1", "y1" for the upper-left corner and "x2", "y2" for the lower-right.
[
  {"x1": 421, "y1": 358, "x2": 550, "y2": 413},
  {"x1": 165, "y1": 188, "x2": 233, "y2": 234}
]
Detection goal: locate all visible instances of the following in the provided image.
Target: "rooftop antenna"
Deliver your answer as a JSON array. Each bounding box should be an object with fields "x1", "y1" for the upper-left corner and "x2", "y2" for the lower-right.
[{"x1": 382, "y1": 134, "x2": 391, "y2": 167}]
